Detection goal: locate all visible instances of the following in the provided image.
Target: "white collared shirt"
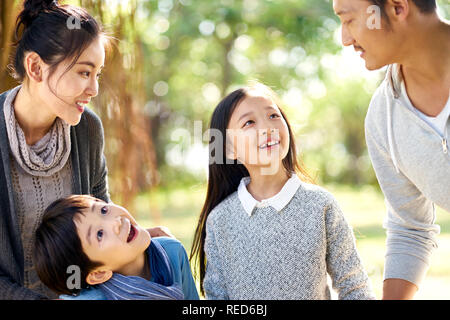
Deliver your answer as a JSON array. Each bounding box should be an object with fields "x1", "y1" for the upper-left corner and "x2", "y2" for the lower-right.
[{"x1": 237, "y1": 173, "x2": 301, "y2": 216}]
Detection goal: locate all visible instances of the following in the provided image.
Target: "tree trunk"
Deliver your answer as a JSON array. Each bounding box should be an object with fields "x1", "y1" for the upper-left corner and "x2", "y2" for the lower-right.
[{"x1": 0, "y1": 0, "x2": 21, "y2": 92}]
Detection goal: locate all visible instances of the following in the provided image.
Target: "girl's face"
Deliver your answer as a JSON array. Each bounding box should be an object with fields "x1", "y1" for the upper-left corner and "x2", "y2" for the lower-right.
[
  {"x1": 226, "y1": 92, "x2": 290, "y2": 172},
  {"x1": 36, "y1": 36, "x2": 105, "y2": 126},
  {"x1": 74, "y1": 198, "x2": 151, "y2": 276}
]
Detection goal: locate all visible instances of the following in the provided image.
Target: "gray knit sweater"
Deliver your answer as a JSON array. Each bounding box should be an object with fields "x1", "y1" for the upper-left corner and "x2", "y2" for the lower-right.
[
  {"x1": 4, "y1": 86, "x2": 74, "y2": 299},
  {"x1": 204, "y1": 176, "x2": 375, "y2": 300}
]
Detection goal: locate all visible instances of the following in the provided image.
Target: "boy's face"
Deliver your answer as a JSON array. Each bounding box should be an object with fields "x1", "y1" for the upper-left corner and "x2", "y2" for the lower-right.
[
  {"x1": 74, "y1": 198, "x2": 151, "y2": 278},
  {"x1": 333, "y1": 0, "x2": 401, "y2": 70}
]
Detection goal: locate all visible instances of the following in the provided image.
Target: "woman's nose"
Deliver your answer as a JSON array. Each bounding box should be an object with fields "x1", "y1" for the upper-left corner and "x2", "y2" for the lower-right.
[{"x1": 85, "y1": 78, "x2": 99, "y2": 98}]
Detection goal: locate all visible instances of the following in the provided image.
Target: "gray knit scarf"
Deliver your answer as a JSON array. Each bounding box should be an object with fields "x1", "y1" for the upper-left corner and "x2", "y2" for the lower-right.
[{"x1": 3, "y1": 86, "x2": 71, "y2": 177}]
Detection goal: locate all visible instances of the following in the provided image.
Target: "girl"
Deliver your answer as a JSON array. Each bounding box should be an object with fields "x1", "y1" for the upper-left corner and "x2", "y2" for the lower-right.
[
  {"x1": 191, "y1": 82, "x2": 375, "y2": 300},
  {"x1": 33, "y1": 195, "x2": 199, "y2": 300},
  {"x1": 0, "y1": 0, "x2": 169, "y2": 300}
]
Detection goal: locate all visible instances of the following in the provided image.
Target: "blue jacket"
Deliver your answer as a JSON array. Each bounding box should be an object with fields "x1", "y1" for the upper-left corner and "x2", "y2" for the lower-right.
[{"x1": 61, "y1": 237, "x2": 199, "y2": 300}]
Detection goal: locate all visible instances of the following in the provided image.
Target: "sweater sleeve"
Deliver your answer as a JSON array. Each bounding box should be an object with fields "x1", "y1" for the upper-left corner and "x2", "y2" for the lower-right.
[
  {"x1": 325, "y1": 196, "x2": 376, "y2": 300},
  {"x1": 203, "y1": 215, "x2": 229, "y2": 300},
  {"x1": 365, "y1": 122, "x2": 439, "y2": 287}
]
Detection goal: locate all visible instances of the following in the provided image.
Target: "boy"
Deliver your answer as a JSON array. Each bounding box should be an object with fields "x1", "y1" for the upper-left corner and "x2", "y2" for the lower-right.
[{"x1": 33, "y1": 195, "x2": 199, "y2": 300}]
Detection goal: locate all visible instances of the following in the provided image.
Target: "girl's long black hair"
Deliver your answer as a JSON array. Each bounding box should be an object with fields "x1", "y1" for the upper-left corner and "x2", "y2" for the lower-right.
[{"x1": 190, "y1": 83, "x2": 315, "y2": 295}]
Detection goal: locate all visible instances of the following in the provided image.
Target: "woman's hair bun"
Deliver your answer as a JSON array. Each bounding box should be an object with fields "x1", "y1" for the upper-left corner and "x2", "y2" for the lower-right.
[{"x1": 18, "y1": 0, "x2": 59, "y2": 28}]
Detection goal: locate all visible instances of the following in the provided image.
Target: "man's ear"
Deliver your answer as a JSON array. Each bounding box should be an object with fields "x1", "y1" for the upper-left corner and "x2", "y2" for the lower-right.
[
  {"x1": 24, "y1": 52, "x2": 45, "y2": 82},
  {"x1": 385, "y1": 0, "x2": 410, "y2": 22},
  {"x1": 86, "y1": 269, "x2": 113, "y2": 285}
]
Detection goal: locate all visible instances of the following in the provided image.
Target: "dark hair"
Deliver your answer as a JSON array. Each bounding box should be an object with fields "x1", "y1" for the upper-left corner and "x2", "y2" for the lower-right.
[
  {"x1": 11, "y1": 0, "x2": 105, "y2": 82},
  {"x1": 189, "y1": 82, "x2": 315, "y2": 296},
  {"x1": 33, "y1": 195, "x2": 103, "y2": 296},
  {"x1": 369, "y1": 0, "x2": 436, "y2": 15}
]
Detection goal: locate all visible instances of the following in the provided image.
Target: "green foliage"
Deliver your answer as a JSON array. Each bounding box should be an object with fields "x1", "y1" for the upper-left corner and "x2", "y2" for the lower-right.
[{"x1": 132, "y1": 0, "x2": 448, "y2": 188}]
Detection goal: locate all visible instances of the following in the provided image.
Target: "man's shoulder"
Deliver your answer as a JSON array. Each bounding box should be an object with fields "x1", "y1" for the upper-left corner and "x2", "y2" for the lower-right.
[{"x1": 364, "y1": 77, "x2": 393, "y2": 138}]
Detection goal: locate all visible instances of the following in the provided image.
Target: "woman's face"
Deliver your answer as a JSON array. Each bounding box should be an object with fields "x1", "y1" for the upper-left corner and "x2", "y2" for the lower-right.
[
  {"x1": 37, "y1": 36, "x2": 105, "y2": 126},
  {"x1": 74, "y1": 198, "x2": 151, "y2": 276},
  {"x1": 226, "y1": 92, "x2": 290, "y2": 173}
]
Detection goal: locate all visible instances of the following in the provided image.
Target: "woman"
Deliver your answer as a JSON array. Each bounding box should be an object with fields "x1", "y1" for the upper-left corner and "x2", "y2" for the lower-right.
[{"x1": 0, "y1": 0, "x2": 169, "y2": 300}]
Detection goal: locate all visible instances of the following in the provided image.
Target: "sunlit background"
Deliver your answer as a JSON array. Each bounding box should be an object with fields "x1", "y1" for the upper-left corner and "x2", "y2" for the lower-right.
[{"x1": 1, "y1": 0, "x2": 449, "y2": 299}]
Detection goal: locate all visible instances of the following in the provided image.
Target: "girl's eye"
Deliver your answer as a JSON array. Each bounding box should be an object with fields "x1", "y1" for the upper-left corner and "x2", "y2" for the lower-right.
[
  {"x1": 80, "y1": 71, "x2": 90, "y2": 78},
  {"x1": 97, "y1": 230, "x2": 104, "y2": 241},
  {"x1": 270, "y1": 113, "x2": 280, "y2": 119},
  {"x1": 100, "y1": 206, "x2": 108, "y2": 215},
  {"x1": 243, "y1": 120, "x2": 254, "y2": 127}
]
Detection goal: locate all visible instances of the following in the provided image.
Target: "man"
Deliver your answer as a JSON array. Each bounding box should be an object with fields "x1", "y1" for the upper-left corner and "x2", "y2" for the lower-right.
[{"x1": 332, "y1": 0, "x2": 450, "y2": 299}]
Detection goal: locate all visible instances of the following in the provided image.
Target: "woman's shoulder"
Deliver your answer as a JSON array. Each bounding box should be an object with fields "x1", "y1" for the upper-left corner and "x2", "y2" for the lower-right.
[
  {"x1": 0, "y1": 87, "x2": 19, "y2": 113},
  {"x1": 78, "y1": 107, "x2": 104, "y2": 131},
  {"x1": 73, "y1": 107, "x2": 105, "y2": 148}
]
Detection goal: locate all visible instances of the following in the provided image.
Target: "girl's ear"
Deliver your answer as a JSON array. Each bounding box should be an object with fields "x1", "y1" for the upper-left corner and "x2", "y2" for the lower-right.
[{"x1": 86, "y1": 269, "x2": 113, "y2": 285}]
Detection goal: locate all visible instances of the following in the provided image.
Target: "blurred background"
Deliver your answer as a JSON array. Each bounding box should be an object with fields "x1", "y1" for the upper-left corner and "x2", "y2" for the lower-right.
[{"x1": 1, "y1": 0, "x2": 449, "y2": 299}]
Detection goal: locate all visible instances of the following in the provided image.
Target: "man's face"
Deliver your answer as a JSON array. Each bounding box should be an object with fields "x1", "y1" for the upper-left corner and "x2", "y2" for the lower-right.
[{"x1": 333, "y1": 0, "x2": 399, "y2": 70}]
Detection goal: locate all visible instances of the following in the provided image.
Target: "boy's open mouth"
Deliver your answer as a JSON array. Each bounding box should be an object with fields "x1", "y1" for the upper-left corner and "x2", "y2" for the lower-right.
[{"x1": 127, "y1": 224, "x2": 138, "y2": 243}]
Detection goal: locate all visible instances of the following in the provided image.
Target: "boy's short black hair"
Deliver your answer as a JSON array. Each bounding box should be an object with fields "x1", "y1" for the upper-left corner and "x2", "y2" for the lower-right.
[
  {"x1": 369, "y1": 0, "x2": 436, "y2": 15},
  {"x1": 33, "y1": 195, "x2": 103, "y2": 296}
]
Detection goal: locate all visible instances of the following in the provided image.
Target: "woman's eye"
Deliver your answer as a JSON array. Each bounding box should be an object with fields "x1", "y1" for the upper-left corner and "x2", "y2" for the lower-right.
[
  {"x1": 80, "y1": 71, "x2": 90, "y2": 78},
  {"x1": 97, "y1": 230, "x2": 104, "y2": 241},
  {"x1": 270, "y1": 113, "x2": 280, "y2": 119},
  {"x1": 100, "y1": 206, "x2": 108, "y2": 215}
]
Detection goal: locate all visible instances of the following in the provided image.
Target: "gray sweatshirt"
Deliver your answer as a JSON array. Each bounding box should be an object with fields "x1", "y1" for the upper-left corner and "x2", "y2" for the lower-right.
[
  {"x1": 204, "y1": 174, "x2": 375, "y2": 300},
  {"x1": 365, "y1": 64, "x2": 450, "y2": 287}
]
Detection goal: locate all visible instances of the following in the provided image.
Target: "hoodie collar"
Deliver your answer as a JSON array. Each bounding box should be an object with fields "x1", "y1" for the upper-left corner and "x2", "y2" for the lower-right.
[{"x1": 387, "y1": 64, "x2": 402, "y2": 99}]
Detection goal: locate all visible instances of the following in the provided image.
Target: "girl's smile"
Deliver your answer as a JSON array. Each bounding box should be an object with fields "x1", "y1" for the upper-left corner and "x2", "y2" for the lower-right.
[{"x1": 259, "y1": 138, "x2": 280, "y2": 150}]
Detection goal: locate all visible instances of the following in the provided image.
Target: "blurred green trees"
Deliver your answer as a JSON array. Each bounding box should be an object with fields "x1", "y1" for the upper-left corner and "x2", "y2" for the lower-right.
[{"x1": 1, "y1": 0, "x2": 449, "y2": 205}]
